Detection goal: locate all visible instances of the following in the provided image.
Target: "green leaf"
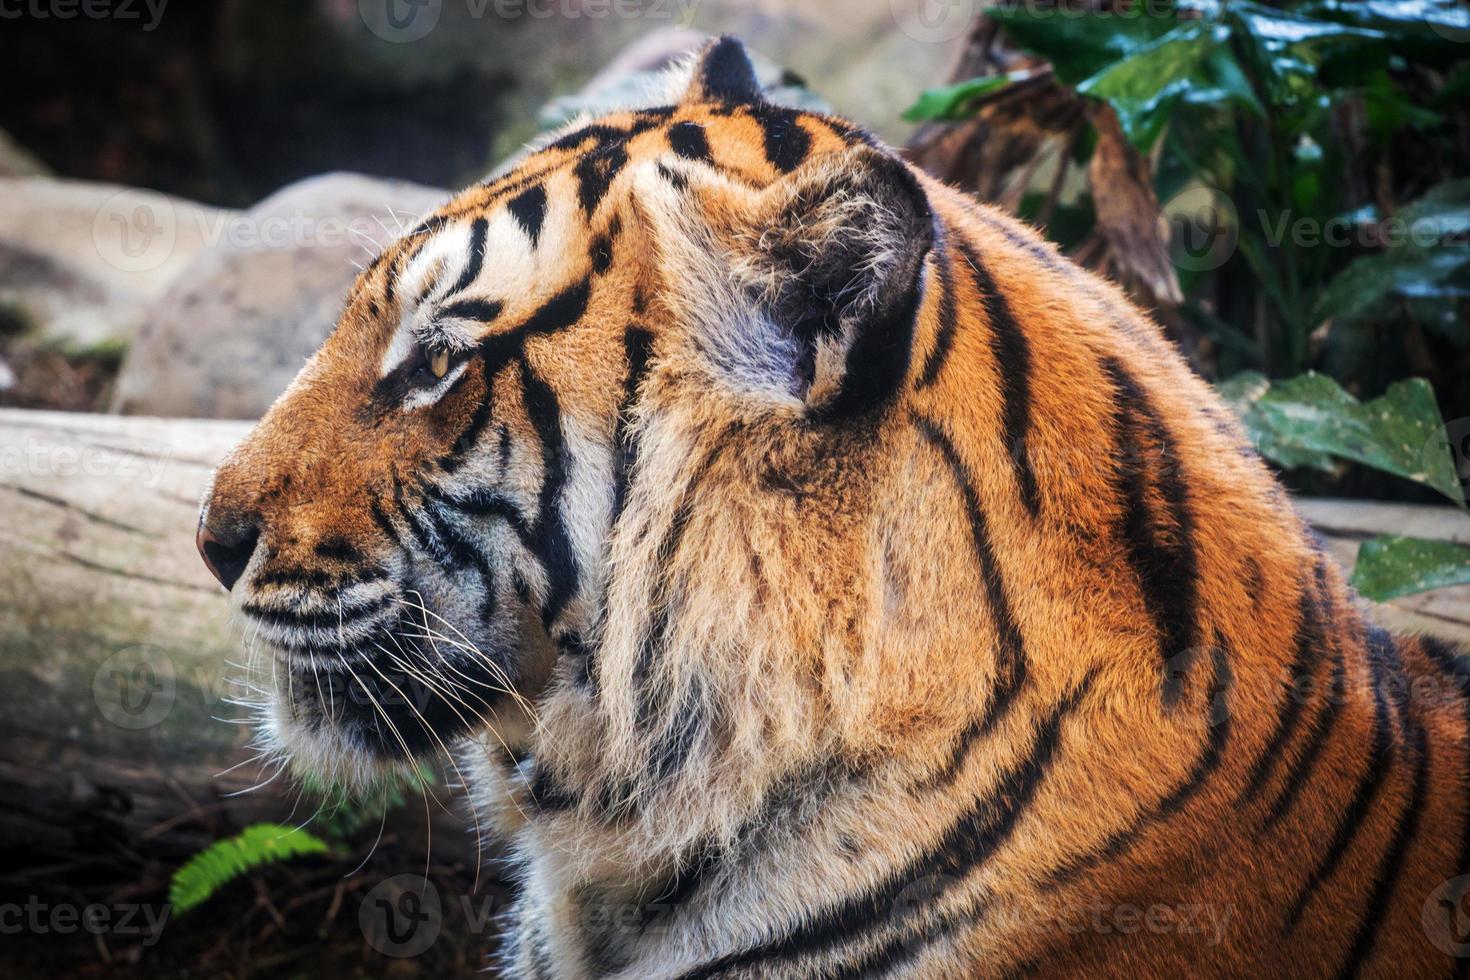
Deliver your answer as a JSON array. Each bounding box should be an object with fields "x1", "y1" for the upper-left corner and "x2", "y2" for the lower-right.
[
  {"x1": 1319, "y1": 246, "x2": 1470, "y2": 322},
  {"x1": 1397, "y1": 177, "x2": 1470, "y2": 236},
  {"x1": 1226, "y1": 1, "x2": 1388, "y2": 104},
  {"x1": 1362, "y1": 71, "x2": 1446, "y2": 139},
  {"x1": 902, "y1": 75, "x2": 1014, "y2": 122},
  {"x1": 1230, "y1": 1, "x2": 1387, "y2": 45},
  {"x1": 1223, "y1": 371, "x2": 1465, "y2": 507},
  {"x1": 1218, "y1": 370, "x2": 1339, "y2": 473},
  {"x1": 1351, "y1": 535, "x2": 1470, "y2": 601},
  {"x1": 986, "y1": 5, "x2": 1180, "y2": 85},
  {"x1": 1300, "y1": 0, "x2": 1470, "y2": 49},
  {"x1": 1183, "y1": 45, "x2": 1266, "y2": 116},
  {"x1": 1316, "y1": 179, "x2": 1470, "y2": 322},
  {"x1": 170, "y1": 823, "x2": 332, "y2": 914},
  {"x1": 1077, "y1": 23, "x2": 1224, "y2": 149}
]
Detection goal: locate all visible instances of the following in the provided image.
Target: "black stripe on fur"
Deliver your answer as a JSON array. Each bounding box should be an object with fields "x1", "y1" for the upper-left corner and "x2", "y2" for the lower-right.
[
  {"x1": 674, "y1": 673, "x2": 1095, "y2": 979},
  {"x1": 1238, "y1": 570, "x2": 1328, "y2": 806},
  {"x1": 957, "y1": 235, "x2": 1040, "y2": 517},
  {"x1": 1334, "y1": 709, "x2": 1430, "y2": 979},
  {"x1": 1284, "y1": 625, "x2": 1400, "y2": 932},
  {"x1": 520, "y1": 360, "x2": 578, "y2": 626},
  {"x1": 507, "y1": 184, "x2": 547, "y2": 248},
  {"x1": 447, "y1": 216, "x2": 487, "y2": 297},
  {"x1": 1044, "y1": 633, "x2": 1233, "y2": 888},
  {"x1": 915, "y1": 412, "x2": 1028, "y2": 737},
  {"x1": 1102, "y1": 355, "x2": 1200, "y2": 703}
]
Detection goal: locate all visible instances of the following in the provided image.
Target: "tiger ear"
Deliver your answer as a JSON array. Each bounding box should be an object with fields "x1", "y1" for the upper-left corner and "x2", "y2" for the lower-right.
[
  {"x1": 680, "y1": 35, "x2": 763, "y2": 105},
  {"x1": 733, "y1": 146, "x2": 935, "y2": 420},
  {"x1": 653, "y1": 145, "x2": 935, "y2": 420}
]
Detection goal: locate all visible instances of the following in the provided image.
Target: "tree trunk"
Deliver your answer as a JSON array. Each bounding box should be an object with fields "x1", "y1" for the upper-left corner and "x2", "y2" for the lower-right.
[{"x1": 0, "y1": 409, "x2": 476, "y2": 880}]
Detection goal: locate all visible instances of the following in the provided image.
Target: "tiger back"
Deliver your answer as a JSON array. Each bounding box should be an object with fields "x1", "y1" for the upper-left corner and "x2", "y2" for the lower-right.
[{"x1": 195, "y1": 37, "x2": 1470, "y2": 978}]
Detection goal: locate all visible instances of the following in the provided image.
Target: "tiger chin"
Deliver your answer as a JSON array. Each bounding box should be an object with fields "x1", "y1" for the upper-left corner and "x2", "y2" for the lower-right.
[{"x1": 197, "y1": 36, "x2": 1470, "y2": 979}]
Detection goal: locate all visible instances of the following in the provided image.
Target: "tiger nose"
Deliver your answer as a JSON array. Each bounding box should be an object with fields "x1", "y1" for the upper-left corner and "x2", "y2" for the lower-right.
[{"x1": 196, "y1": 514, "x2": 260, "y2": 591}]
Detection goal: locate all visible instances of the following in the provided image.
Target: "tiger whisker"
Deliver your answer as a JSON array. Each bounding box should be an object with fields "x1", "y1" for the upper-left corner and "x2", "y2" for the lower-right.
[
  {"x1": 379, "y1": 613, "x2": 547, "y2": 831},
  {"x1": 344, "y1": 792, "x2": 391, "y2": 878},
  {"x1": 221, "y1": 758, "x2": 289, "y2": 798},
  {"x1": 335, "y1": 654, "x2": 438, "y2": 885},
  {"x1": 371, "y1": 637, "x2": 490, "y2": 888},
  {"x1": 397, "y1": 592, "x2": 538, "y2": 720},
  {"x1": 212, "y1": 750, "x2": 268, "y2": 780}
]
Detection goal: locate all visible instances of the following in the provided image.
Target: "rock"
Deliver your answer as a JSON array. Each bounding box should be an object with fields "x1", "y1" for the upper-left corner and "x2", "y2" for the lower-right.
[
  {"x1": 719, "y1": 2, "x2": 965, "y2": 142},
  {"x1": 0, "y1": 128, "x2": 47, "y2": 178},
  {"x1": 0, "y1": 241, "x2": 122, "y2": 350},
  {"x1": 535, "y1": 27, "x2": 710, "y2": 132},
  {"x1": 111, "y1": 173, "x2": 447, "y2": 420},
  {"x1": 587, "y1": 27, "x2": 712, "y2": 87},
  {"x1": 479, "y1": 2, "x2": 947, "y2": 164},
  {"x1": 0, "y1": 178, "x2": 232, "y2": 349},
  {"x1": 534, "y1": 28, "x2": 829, "y2": 136}
]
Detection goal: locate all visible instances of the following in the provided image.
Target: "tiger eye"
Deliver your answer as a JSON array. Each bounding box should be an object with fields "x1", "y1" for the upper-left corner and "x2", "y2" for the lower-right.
[{"x1": 429, "y1": 348, "x2": 450, "y2": 379}]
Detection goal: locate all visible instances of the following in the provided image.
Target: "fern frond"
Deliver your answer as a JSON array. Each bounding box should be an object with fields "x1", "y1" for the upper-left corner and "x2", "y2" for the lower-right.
[{"x1": 169, "y1": 823, "x2": 332, "y2": 914}]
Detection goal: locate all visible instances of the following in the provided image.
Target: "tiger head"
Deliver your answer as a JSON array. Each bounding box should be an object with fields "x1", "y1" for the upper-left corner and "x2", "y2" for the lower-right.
[{"x1": 196, "y1": 37, "x2": 937, "y2": 793}]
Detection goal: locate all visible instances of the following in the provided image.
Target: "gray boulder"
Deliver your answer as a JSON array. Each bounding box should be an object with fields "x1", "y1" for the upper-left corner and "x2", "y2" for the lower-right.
[
  {"x1": 0, "y1": 129, "x2": 47, "y2": 178},
  {"x1": 0, "y1": 177, "x2": 231, "y2": 349},
  {"x1": 534, "y1": 28, "x2": 829, "y2": 137},
  {"x1": 111, "y1": 173, "x2": 447, "y2": 419}
]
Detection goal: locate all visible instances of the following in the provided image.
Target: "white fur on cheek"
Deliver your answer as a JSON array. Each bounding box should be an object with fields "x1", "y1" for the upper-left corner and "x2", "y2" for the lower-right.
[{"x1": 558, "y1": 415, "x2": 617, "y2": 622}]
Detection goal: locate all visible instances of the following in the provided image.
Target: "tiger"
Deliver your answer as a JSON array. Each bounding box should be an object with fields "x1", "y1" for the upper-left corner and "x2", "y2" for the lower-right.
[{"x1": 194, "y1": 35, "x2": 1470, "y2": 979}]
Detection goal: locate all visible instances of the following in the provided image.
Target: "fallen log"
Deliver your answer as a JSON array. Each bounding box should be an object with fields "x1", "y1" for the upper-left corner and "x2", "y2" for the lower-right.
[
  {"x1": 0, "y1": 409, "x2": 477, "y2": 882},
  {"x1": 1, "y1": 409, "x2": 1467, "y2": 868},
  {"x1": 1296, "y1": 497, "x2": 1470, "y2": 645}
]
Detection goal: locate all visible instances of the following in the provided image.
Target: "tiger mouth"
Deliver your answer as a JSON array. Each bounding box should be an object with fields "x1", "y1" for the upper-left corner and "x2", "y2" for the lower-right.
[
  {"x1": 276, "y1": 644, "x2": 513, "y2": 760},
  {"x1": 239, "y1": 583, "x2": 400, "y2": 655},
  {"x1": 250, "y1": 601, "x2": 520, "y2": 763}
]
